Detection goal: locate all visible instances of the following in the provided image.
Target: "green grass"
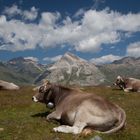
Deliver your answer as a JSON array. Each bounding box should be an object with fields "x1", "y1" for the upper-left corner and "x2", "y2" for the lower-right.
[{"x1": 0, "y1": 86, "x2": 140, "y2": 140}]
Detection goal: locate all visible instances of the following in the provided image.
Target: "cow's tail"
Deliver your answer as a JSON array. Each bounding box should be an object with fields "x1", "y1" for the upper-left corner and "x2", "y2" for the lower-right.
[
  {"x1": 82, "y1": 106, "x2": 126, "y2": 135},
  {"x1": 101, "y1": 106, "x2": 126, "y2": 134}
]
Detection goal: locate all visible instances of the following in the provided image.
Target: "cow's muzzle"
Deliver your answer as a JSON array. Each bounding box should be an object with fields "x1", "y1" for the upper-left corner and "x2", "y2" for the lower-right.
[
  {"x1": 113, "y1": 83, "x2": 117, "y2": 86},
  {"x1": 32, "y1": 96, "x2": 38, "y2": 102}
]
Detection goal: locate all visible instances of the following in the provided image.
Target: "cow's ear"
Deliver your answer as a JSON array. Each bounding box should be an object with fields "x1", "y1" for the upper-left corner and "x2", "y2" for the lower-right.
[
  {"x1": 46, "y1": 80, "x2": 50, "y2": 85},
  {"x1": 120, "y1": 77, "x2": 124, "y2": 82},
  {"x1": 43, "y1": 79, "x2": 50, "y2": 85}
]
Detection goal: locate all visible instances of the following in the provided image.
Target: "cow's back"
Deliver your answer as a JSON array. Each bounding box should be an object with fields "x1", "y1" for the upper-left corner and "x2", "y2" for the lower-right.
[
  {"x1": 58, "y1": 92, "x2": 119, "y2": 118},
  {"x1": 127, "y1": 78, "x2": 140, "y2": 91}
]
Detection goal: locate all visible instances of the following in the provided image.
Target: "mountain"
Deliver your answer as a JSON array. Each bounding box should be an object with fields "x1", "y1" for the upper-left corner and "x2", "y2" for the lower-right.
[
  {"x1": 7, "y1": 57, "x2": 45, "y2": 77},
  {"x1": 1, "y1": 55, "x2": 140, "y2": 86},
  {"x1": 99, "y1": 56, "x2": 140, "y2": 84},
  {"x1": 0, "y1": 57, "x2": 45, "y2": 85},
  {"x1": 35, "y1": 52, "x2": 105, "y2": 86},
  {"x1": 0, "y1": 61, "x2": 30, "y2": 84},
  {"x1": 112, "y1": 57, "x2": 140, "y2": 65}
]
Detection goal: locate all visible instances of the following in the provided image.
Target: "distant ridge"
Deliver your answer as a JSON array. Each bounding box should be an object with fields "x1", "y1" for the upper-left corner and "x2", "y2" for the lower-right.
[
  {"x1": 99, "y1": 56, "x2": 140, "y2": 84},
  {"x1": 0, "y1": 57, "x2": 45, "y2": 85},
  {"x1": 0, "y1": 55, "x2": 140, "y2": 86}
]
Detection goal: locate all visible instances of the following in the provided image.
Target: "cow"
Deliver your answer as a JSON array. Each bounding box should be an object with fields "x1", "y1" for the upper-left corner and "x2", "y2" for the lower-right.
[
  {"x1": 113, "y1": 76, "x2": 140, "y2": 92},
  {"x1": 32, "y1": 81, "x2": 126, "y2": 135},
  {"x1": 0, "y1": 80, "x2": 20, "y2": 90}
]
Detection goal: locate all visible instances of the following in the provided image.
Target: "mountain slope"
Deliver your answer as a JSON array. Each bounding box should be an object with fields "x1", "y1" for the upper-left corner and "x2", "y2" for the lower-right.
[
  {"x1": 35, "y1": 52, "x2": 105, "y2": 86},
  {"x1": 99, "y1": 57, "x2": 140, "y2": 84},
  {"x1": 0, "y1": 61, "x2": 30, "y2": 84},
  {"x1": 7, "y1": 57, "x2": 45, "y2": 78},
  {"x1": 0, "y1": 57, "x2": 45, "y2": 85}
]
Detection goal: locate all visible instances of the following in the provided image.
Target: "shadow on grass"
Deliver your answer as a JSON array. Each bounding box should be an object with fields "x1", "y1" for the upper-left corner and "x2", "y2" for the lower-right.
[
  {"x1": 112, "y1": 88, "x2": 122, "y2": 91},
  {"x1": 31, "y1": 111, "x2": 51, "y2": 118}
]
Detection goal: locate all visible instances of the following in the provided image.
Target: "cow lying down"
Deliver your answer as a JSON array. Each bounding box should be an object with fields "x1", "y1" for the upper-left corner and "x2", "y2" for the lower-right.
[
  {"x1": 0, "y1": 80, "x2": 19, "y2": 90},
  {"x1": 114, "y1": 76, "x2": 140, "y2": 92},
  {"x1": 32, "y1": 82, "x2": 126, "y2": 135}
]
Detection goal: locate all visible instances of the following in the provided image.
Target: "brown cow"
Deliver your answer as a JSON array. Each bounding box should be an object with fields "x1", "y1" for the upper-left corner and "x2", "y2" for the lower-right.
[
  {"x1": 32, "y1": 82, "x2": 126, "y2": 135},
  {"x1": 113, "y1": 76, "x2": 140, "y2": 92}
]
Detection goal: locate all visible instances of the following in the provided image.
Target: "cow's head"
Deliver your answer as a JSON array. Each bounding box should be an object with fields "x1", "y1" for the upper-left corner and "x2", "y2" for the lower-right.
[
  {"x1": 32, "y1": 81, "x2": 53, "y2": 104},
  {"x1": 113, "y1": 76, "x2": 125, "y2": 89}
]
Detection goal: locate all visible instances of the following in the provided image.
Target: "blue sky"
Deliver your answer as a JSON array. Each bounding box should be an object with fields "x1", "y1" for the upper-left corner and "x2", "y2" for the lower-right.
[{"x1": 0, "y1": 0, "x2": 140, "y2": 64}]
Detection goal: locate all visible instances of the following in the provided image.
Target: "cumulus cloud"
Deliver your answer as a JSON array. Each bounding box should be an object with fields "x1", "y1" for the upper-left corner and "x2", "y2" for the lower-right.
[
  {"x1": 24, "y1": 56, "x2": 39, "y2": 62},
  {"x1": 126, "y1": 41, "x2": 140, "y2": 57},
  {"x1": 3, "y1": 5, "x2": 21, "y2": 17},
  {"x1": 90, "y1": 54, "x2": 122, "y2": 65},
  {"x1": 74, "y1": 8, "x2": 85, "y2": 17},
  {"x1": 40, "y1": 12, "x2": 60, "y2": 26},
  {"x1": 3, "y1": 5, "x2": 38, "y2": 21},
  {"x1": 0, "y1": 15, "x2": 41, "y2": 51},
  {"x1": 22, "y1": 6, "x2": 38, "y2": 21},
  {"x1": 0, "y1": 15, "x2": 6, "y2": 24},
  {"x1": 43, "y1": 55, "x2": 62, "y2": 63},
  {"x1": 92, "y1": 0, "x2": 105, "y2": 9},
  {"x1": 0, "y1": 7, "x2": 140, "y2": 52}
]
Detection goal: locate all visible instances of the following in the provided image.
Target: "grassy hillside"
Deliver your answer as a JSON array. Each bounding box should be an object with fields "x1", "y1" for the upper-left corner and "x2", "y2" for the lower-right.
[
  {"x1": 0, "y1": 86, "x2": 140, "y2": 140},
  {"x1": 0, "y1": 63, "x2": 30, "y2": 85}
]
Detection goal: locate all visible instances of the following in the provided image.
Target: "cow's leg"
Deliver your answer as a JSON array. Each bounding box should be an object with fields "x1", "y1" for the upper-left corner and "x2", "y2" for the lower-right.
[
  {"x1": 53, "y1": 108, "x2": 87, "y2": 134},
  {"x1": 53, "y1": 123, "x2": 86, "y2": 134},
  {"x1": 47, "y1": 111, "x2": 61, "y2": 121},
  {"x1": 124, "y1": 88, "x2": 132, "y2": 92}
]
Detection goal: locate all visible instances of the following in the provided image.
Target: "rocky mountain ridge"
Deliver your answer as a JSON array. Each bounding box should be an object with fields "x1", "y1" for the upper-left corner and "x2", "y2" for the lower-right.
[
  {"x1": 0, "y1": 54, "x2": 140, "y2": 86},
  {"x1": 35, "y1": 52, "x2": 105, "y2": 86}
]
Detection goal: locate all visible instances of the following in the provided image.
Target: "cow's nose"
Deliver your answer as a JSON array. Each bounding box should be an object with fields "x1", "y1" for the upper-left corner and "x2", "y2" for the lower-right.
[
  {"x1": 32, "y1": 96, "x2": 38, "y2": 102},
  {"x1": 113, "y1": 83, "x2": 116, "y2": 86}
]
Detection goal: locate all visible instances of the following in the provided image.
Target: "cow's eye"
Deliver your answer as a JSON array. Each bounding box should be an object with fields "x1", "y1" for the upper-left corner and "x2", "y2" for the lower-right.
[{"x1": 39, "y1": 86, "x2": 44, "y2": 93}]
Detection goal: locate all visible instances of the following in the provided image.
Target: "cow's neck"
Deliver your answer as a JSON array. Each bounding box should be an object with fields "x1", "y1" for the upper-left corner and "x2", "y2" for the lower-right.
[{"x1": 52, "y1": 86, "x2": 71, "y2": 106}]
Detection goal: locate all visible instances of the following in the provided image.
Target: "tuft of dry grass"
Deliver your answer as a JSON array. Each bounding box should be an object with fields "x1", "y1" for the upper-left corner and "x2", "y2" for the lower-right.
[{"x1": 0, "y1": 86, "x2": 140, "y2": 140}]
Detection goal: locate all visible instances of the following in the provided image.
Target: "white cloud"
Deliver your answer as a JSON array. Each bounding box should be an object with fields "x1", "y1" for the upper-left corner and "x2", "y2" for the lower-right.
[
  {"x1": 0, "y1": 8, "x2": 140, "y2": 52},
  {"x1": 76, "y1": 31, "x2": 120, "y2": 52},
  {"x1": 40, "y1": 12, "x2": 60, "y2": 27},
  {"x1": 92, "y1": 0, "x2": 105, "y2": 9},
  {"x1": 0, "y1": 15, "x2": 6, "y2": 24},
  {"x1": 22, "y1": 7, "x2": 38, "y2": 21},
  {"x1": 43, "y1": 55, "x2": 62, "y2": 63},
  {"x1": 0, "y1": 15, "x2": 41, "y2": 51},
  {"x1": 3, "y1": 5, "x2": 38, "y2": 21},
  {"x1": 90, "y1": 54, "x2": 122, "y2": 65},
  {"x1": 126, "y1": 41, "x2": 140, "y2": 57},
  {"x1": 3, "y1": 5, "x2": 21, "y2": 17},
  {"x1": 24, "y1": 56, "x2": 39, "y2": 62},
  {"x1": 74, "y1": 8, "x2": 85, "y2": 17}
]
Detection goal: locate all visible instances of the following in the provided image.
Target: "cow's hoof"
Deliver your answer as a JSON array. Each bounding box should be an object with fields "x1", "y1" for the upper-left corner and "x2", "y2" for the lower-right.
[
  {"x1": 53, "y1": 127, "x2": 58, "y2": 132},
  {"x1": 46, "y1": 115, "x2": 52, "y2": 121},
  {"x1": 124, "y1": 89, "x2": 129, "y2": 92}
]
